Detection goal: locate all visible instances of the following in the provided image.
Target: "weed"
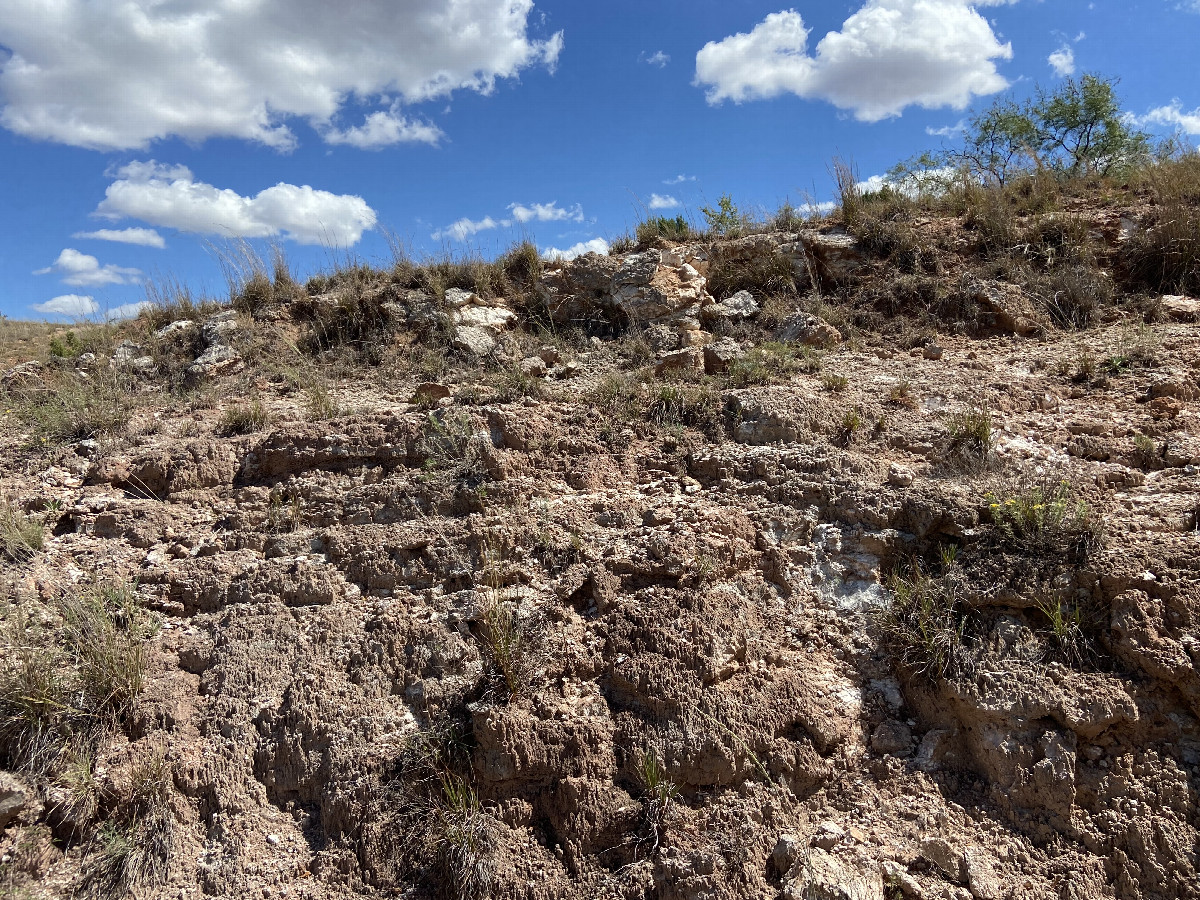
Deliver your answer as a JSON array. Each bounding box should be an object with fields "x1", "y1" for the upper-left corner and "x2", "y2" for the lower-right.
[
  {"x1": 646, "y1": 381, "x2": 724, "y2": 437},
  {"x1": 838, "y1": 406, "x2": 865, "y2": 443},
  {"x1": 1031, "y1": 265, "x2": 1113, "y2": 329},
  {"x1": 1131, "y1": 433, "x2": 1160, "y2": 469},
  {"x1": 637, "y1": 216, "x2": 696, "y2": 245},
  {"x1": 887, "y1": 380, "x2": 918, "y2": 408},
  {"x1": 219, "y1": 398, "x2": 270, "y2": 435},
  {"x1": 59, "y1": 581, "x2": 152, "y2": 714},
  {"x1": 945, "y1": 404, "x2": 994, "y2": 469},
  {"x1": 706, "y1": 248, "x2": 802, "y2": 300},
  {"x1": 0, "y1": 503, "x2": 44, "y2": 562},
  {"x1": 12, "y1": 368, "x2": 134, "y2": 444},
  {"x1": 1125, "y1": 201, "x2": 1200, "y2": 295},
  {"x1": 635, "y1": 748, "x2": 678, "y2": 856},
  {"x1": 609, "y1": 233, "x2": 636, "y2": 255},
  {"x1": 821, "y1": 373, "x2": 849, "y2": 393},
  {"x1": 476, "y1": 590, "x2": 542, "y2": 701},
  {"x1": 267, "y1": 491, "x2": 303, "y2": 534},
  {"x1": 725, "y1": 342, "x2": 820, "y2": 388},
  {"x1": 419, "y1": 410, "x2": 484, "y2": 478},
  {"x1": 985, "y1": 479, "x2": 1100, "y2": 558},
  {"x1": 490, "y1": 363, "x2": 546, "y2": 404},
  {"x1": 49, "y1": 331, "x2": 85, "y2": 359},
  {"x1": 1033, "y1": 596, "x2": 1090, "y2": 668}
]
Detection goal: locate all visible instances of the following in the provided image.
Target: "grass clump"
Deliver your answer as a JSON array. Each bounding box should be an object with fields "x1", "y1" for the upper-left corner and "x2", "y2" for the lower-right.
[
  {"x1": 634, "y1": 748, "x2": 678, "y2": 857},
  {"x1": 821, "y1": 372, "x2": 849, "y2": 393},
  {"x1": 476, "y1": 589, "x2": 543, "y2": 702},
  {"x1": 219, "y1": 398, "x2": 270, "y2": 435},
  {"x1": 876, "y1": 558, "x2": 970, "y2": 680},
  {"x1": 945, "y1": 404, "x2": 994, "y2": 470},
  {"x1": 985, "y1": 479, "x2": 1100, "y2": 558},
  {"x1": 302, "y1": 381, "x2": 341, "y2": 421},
  {"x1": 725, "y1": 342, "x2": 820, "y2": 387},
  {"x1": 646, "y1": 381, "x2": 725, "y2": 437},
  {"x1": 636, "y1": 215, "x2": 697, "y2": 246},
  {"x1": 887, "y1": 380, "x2": 918, "y2": 408},
  {"x1": 434, "y1": 774, "x2": 496, "y2": 900},
  {"x1": 0, "y1": 503, "x2": 44, "y2": 563},
  {"x1": 1, "y1": 581, "x2": 153, "y2": 777}
]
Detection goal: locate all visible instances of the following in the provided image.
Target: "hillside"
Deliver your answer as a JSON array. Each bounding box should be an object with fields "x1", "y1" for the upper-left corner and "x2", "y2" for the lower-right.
[{"x1": 1, "y1": 163, "x2": 1199, "y2": 900}]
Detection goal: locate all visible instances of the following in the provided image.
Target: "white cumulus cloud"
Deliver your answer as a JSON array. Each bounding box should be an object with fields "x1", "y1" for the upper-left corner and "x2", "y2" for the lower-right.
[
  {"x1": 72, "y1": 227, "x2": 165, "y2": 249},
  {"x1": 648, "y1": 194, "x2": 680, "y2": 210},
  {"x1": 0, "y1": 0, "x2": 562, "y2": 150},
  {"x1": 663, "y1": 174, "x2": 696, "y2": 185},
  {"x1": 32, "y1": 294, "x2": 99, "y2": 317},
  {"x1": 542, "y1": 238, "x2": 610, "y2": 261},
  {"x1": 34, "y1": 248, "x2": 141, "y2": 286},
  {"x1": 1137, "y1": 101, "x2": 1200, "y2": 135},
  {"x1": 432, "y1": 200, "x2": 585, "y2": 241},
  {"x1": 322, "y1": 108, "x2": 443, "y2": 149},
  {"x1": 1048, "y1": 46, "x2": 1076, "y2": 77},
  {"x1": 431, "y1": 216, "x2": 503, "y2": 242},
  {"x1": 694, "y1": 2, "x2": 1013, "y2": 122},
  {"x1": 508, "y1": 201, "x2": 584, "y2": 224},
  {"x1": 642, "y1": 51, "x2": 670, "y2": 68},
  {"x1": 94, "y1": 161, "x2": 377, "y2": 246}
]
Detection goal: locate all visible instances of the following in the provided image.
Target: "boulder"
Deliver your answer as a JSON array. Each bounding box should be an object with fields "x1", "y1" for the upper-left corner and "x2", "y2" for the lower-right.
[
  {"x1": 654, "y1": 347, "x2": 704, "y2": 377},
  {"x1": 155, "y1": 319, "x2": 196, "y2": 338},
  {"x1": 1160, "y1": 295, "x2": 1200, "y2": 322},
  {"x1": 454, "y1": 305, "x2": 516, "y2": 330},
  {"x1": 452, "y1": 325, "x2": 497, "y2": 357},
  {"x1": 703, "y1": 339, "x2": 743, "y2": 375},
  {"x1": 777, "y1": 313, "x2": 842, "y2": 348},
  {"x1": 701, "y1": 290, "x2": 760, "y2": 325},
  {"x1": 0, "y1": 771, "x2": 33, "y2": 829},
  {"x1": 411, "y1": 382, "x2": 451, "y2": 404},
  {"x1": 965, "y1": 279, "x2": 1044, "y2": 335}
]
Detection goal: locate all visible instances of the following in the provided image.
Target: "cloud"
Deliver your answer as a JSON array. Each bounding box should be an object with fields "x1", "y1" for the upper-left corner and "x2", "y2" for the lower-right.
[
  {"x1": 1137, "y1": 101, "x2": 1200, "y2": 135},
  {"x1": 431, "y1": 216, "x2": 502, "y2": 242},
  {"x1": 648, "y1": 194, "x2": 680, "y2": 210},
  {"x1": 104, "y1": 301, "x2": 153, "y2": 321},
  {"x1": 0, "y1": 0, "x2": 563, "y2": 150},
  {"x1": 926, "y1": 120, "x2": 966, "y2": 138},
  {"x1": 432, "y1": 200, "x2": 585, "y2": 241},
  {"x1": 94, "y1": 161, "x2": 377, "y2": 246},
  {"x1": 322, "y1": 108, "x2": 443, "y2": 149},
  {"x1": 694, "y1": 2, "x2": 1013, "y2": 122},
  {"x1": 507, "y1": 201, "x2": 584, "y2": 224},
  {"x1": 663, "y1": 174, "x2": 696, "y2": 185},
  {"x1": 72, "y1": 227, "x2": 165, "y2": 249},
  {"x1": 34, "y1": 248, "x2": 141, "y2": 286},
  {"x1": 1048, "y1": 46, "x2": 1075, "y2": 77},
  {"x1": 542, "y1": 238, "x2": 610, "y2": 261},
  {"x1": 32, "y1": 294, "x2": 98, "y2": 317},
  {"x1": 641, "y1": 50, "x2": 670, "y2": 68}
]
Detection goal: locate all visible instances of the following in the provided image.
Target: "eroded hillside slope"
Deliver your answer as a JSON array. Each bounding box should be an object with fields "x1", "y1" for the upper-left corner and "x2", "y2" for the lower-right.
[{"x1": 1, "y1": 179, "x2": 1199, "y2": 900}]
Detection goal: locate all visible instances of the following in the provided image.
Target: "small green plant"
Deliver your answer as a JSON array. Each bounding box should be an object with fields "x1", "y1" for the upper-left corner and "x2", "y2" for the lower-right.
[
  {"x1": 1132, "y1": 433, "x2": 1159, "y2": 469},
  {"x1": 646, "y1": 381, "x2": 724, "y2": 437},
  {"x1": 266, "y1": 491, "x2": 303, "y2": 534},
  {"x1": 887, "y1": 380, "x2": 918, "y2": 408},
  {"x1": 725, "y1": 342, "x2": 820, "y2": 387},
  {"x1": 1033, "y1": 596, "x2": 1090, "y2": 668},
  {"x1": 219, "y1": 398, "x2": 270, "y2": 435},
  {"x1": 821, "y1": 373, "x2": 849, "y2": 393},
  {"x1": 699, "y1": 194, "x2": 746, "y2": 237},
  {"x1": 13, "y1": 368, "x2": 134, "y2": 444},
  {"x1": 985, "y1": 479, "x2": 1100, "y2": 558},
  {"x1": 419, "y1": 410, "x2": 483, "y2": 478},
  {"x1": 59, "y1": 581, "x2": 152, "y2": 714},
  {"x1": 0, "y1": 503, "x2": 44, "y2": 562},
  {"x1": 839, "y1": 406, "x2": 864, "y2": 437},
  {"x1": 635, "y1": 748, "x2": 679, "y2": 856}
]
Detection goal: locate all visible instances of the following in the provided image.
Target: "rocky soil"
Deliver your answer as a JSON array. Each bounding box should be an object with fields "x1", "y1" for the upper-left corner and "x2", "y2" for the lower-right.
[{"x1": 1, "y1": 206, "x2": 1199, "y2": 900}]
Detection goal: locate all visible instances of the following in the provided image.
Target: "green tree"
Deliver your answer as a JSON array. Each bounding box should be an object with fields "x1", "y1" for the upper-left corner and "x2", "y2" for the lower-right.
[
  {"x1": 1030, "y1": 74, "x2": 1149, "y2": 176},
  {"x1": 699, "y1": 194, "x2": 745, "y2": 236}
]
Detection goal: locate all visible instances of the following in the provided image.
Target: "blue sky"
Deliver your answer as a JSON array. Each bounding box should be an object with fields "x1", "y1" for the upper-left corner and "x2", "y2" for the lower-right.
[{"x1": 1, "y1": 0, "x2": 1197, "y2": 321}]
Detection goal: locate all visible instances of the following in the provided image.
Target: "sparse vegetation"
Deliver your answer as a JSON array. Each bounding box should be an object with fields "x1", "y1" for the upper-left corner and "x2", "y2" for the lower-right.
[
  {"x1": 821, "y1": 372, "x2": 849, "y2": 393},
  {"x1": 700, "y1": 194, "x2": 747, "y2": 237},
  {"x1": 945, "y1": 404, "x2": 993, "y2": 469}
]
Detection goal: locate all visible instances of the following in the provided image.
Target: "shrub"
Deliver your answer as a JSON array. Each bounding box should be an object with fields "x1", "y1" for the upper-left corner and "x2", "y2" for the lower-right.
[
  {"x1": 706, "y1": 248, "x2": 802, "y2": 300},
  {"x1": 985, "y1": 479, "x2": 1100, "y2": 558},
  {"x1": 699, "y1": 194, "x2": 746, "y2": 237},
  {"x1": 49, "y1": 331, "x2": 85, "y2": 359},
  {"x1": 1125, "y1": 201, "x2": 1200, "y2": 295},
  {"x1": 219, "y1": 398, "x2": 270, "y2": 435},
  {"x1": 1030, "y1": 265, "x2": 1113, "y2": 329},
  {"x1": 646, "y1": 381, "x2": 724, "y2": 437},
  {"x1": 887, "y1": 380, "x2": 918, "y2": 408}
]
